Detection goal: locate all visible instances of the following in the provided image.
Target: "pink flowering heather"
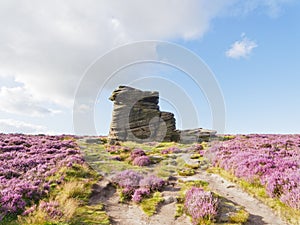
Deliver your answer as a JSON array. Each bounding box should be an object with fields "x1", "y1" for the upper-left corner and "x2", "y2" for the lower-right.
[
  {"x1": 112, "y1": 170, "x2": 143, "y2": 194},
  {"x1": 212, "y1": 134, "x2": 300, "y2": 209},
  {"x1": 193, "y1": 144, "x2": 204, "y2": 151},
  {"x1": 112, "y1": 170, "x2": 165, "y2": 203},
  {"x1": 130, "y1": 148, "x2": 146, "y2": 160},
  {"x1": 106, "y1": 145, "x2": 131, "y2": 154},
  {"x1": 0, "y1": 134, "x2": 84, "y2": 219},
  {"x1": 132, "y1": 187, "x2": 151, "y2": 203},
  {"x1": 22, "y1": 204, "x2": 36, "y2": 216},
  {"x1": 132, "y1": 155, "x2": 151, "y2": 166},
  {"x1": 105, "y1": 145, "x2": 121, "y2": 154},
  {"x1": 280, "y1": 186, "x2": 300, "y2": 210},
  {"x1": 184, "y1": 187, "x2": 218, "y2": 224},
  {"x1": 39, "y1": 200, "x2": 63, "y2": 219},
  {"x1": 139, "y1": 175, "x2": 165, "y2": 191},
  {"x1": 161, "y1": 146, "x2": 181, "y2": 154}
]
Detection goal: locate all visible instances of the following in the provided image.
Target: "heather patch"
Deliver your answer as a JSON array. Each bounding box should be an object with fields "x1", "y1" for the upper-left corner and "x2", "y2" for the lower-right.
[
  {"x1": 112, "y1": 170, "x2": 165, "y2": 204},
  {"x1": 0, "y1": 134, "x2": 83, "y2": 221},
  {"x1": 212, "y1": 134, "x2": 300, "y2": 210}
]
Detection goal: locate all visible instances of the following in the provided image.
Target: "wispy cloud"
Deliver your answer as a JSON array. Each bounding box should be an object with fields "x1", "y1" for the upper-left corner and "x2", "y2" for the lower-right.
[
  {"x1": 226, "y1": 34, "x2": 258, "y2": 59},
  {"x1": 0, "y1": 119, "x2": 47, "y2": 134},
  {"x1": 0, "y1": 0, "x2": 233, "y2": 107},
  {"x1": 0, "y1": 86, "x2": 60, "y2": 117},
  {"x1": 0, "y1": 0, "x2": 291, "y2": 107}
]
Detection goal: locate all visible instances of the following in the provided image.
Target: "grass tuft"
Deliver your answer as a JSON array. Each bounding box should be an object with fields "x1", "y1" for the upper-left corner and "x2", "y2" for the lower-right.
[
  {"x1": 228, "y1": 209, "x2": 249, "y2": 223},
  {"x1": 17, "y1": 163, "x2": 109, "y2": 225},
  {"x1": 140, "y1": 192, "x2": 164, "y2": 216}
]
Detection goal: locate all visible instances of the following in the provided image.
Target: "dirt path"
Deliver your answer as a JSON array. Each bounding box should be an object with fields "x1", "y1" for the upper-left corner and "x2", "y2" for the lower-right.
[
  {"x1": 90, "y1": 172, "x2": 289, "y2": 225},
  {"x1": 90, "y1": 179, "x2": 192, "y2": 225},
  {"x1": 181, "y1": 172, "x2": 288, "y2": 225},
  {"x1": 84, "y1": 141, "x2": 291, "y2": 225},
  {"x1": 181, "y1": 153, "x2": 290, "y2": 225}
]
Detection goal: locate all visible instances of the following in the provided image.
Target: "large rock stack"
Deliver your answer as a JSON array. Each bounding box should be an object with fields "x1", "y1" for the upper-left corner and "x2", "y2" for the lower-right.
[
  {"x1": 108, "y1": 86, "x2": 178, "y2": 143},
  {"x1": 108, "y1": 85, "x2": 217, "y2": 144}
]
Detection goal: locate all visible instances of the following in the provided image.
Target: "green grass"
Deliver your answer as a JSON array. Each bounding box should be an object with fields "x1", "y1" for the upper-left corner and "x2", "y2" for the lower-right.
[
  {"x1": 208, "y1": 167, "x2": 300, "y2": 225},
  {"x1": 228, "y1": 209, "x2": 249, "y2": 224},
  {"x1": 79, "y1": 142, "x2": 145, "y2": 175},
  {"x1": 177, "y1": 168, "x2": 195, "y2": 176},
  {"x1": 140, "y1": 192, "x2": 164, "y2": 216},
  {"x1": 154, "y1": 163, "x2": 176, "y2": 178},
  {"x1": 15, "y1": 164, "x2": 110, "y2": 225},
  {"x1": 184, "y1": 163, "x2": 200, "y2": 169},
  {"x1": 71, "y1": 204, "x2": 110, "y2": 225},
  {"x1": 190, "y1": 153, "x2": 202, "y2": 159},
  {"x1": 175, "y1": 204, "x2": 184, "y2": 218},
  {"x1": 220, "y1": 135, "x2": 236, "y2": 141}
]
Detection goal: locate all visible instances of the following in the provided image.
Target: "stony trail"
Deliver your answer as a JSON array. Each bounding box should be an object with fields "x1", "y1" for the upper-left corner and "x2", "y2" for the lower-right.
[
  {"x1": 181, "y1": 153, "x2": 290, "y2": 225},
  {"x1": 89, "y1": 179, "x2": 192, "y2": 225},
  {"x1": 90, "y1": 168, "x2": 289, "y2": 224},
  {"x1": 181, "y1": 172, "x2": 289, "y2": 225},
  {"x1": 83, "y1": 140, "x2": 292, "y2": 225}
]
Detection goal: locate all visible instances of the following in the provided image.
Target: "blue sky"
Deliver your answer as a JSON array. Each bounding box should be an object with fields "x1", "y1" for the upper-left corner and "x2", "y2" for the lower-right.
[
  {"x1": 0, "y1": 0, "x2": 299, "y2": 135},
  {"x1": 193, "y1": 4, "x2": 300, "y2": 133}
]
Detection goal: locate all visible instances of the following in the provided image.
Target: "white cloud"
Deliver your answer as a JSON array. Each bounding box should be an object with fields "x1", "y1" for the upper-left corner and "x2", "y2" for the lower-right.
[
  {"x1": 0, "y1": 86, "x2": 60, "y2": 117},
  {"x1": 74, "y1": 103, "x2": 93, "y2": 114},
  {"x1": 226, "y1": 34, "x2": 258, "y2": 59},
  {"x1": 0, "y1": 0, "x2": 234, "y2": 107},
  {"x1": 0, "y1": 119, "x2": 47, "y2": 134},
  {"x1": 0, "y1": 0, "x2": 292, "y2": 106},
  {"x1": 0, "y1": 0, "x2": 293, "y2": 134}
]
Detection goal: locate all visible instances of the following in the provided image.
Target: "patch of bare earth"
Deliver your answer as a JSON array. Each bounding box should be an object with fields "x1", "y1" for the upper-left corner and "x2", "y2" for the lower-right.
[
  {"x1": 195, "y1": 172, "x2": 289, "y2": 225},
  {"x1": 89, "y1": 179, "x2": 192, "y2": 225},
  {"x1": 181, "y1": 152, "x2": 290, "y2": 225}
]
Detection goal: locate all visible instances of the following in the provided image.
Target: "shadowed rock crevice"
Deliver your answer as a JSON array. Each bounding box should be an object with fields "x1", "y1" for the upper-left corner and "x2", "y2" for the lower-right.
[{"x1": 108, "y1": 85, "x2": 216, "y2": 144}]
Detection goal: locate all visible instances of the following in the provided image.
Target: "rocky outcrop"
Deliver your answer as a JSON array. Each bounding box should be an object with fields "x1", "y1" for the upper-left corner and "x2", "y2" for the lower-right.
[
  {"x1": 108, "y1": 86, "x2": 216, "y2": 144},
  {"x1": 177, "y1": 128, "x2": 217, "y2": 144},
  {"x1": 108, "y1": 86, "x2": 178, "y2": 143}
]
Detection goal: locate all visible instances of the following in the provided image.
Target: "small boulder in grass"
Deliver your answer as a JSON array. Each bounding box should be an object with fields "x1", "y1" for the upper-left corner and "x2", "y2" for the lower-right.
[{"x1": 132, "y1": 155, "x2": 151, "y2": 166}]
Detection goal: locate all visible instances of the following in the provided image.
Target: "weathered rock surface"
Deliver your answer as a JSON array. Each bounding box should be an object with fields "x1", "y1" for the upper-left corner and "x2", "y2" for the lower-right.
[
  {"x1": 177, "y1": 128, "x2": 217, "y2": 144},
  {"x1": 108, "y1": 86, "x2": 216, "y2": 143},
  {"x1": 108, "y1": 86, "x2": 178, "y2": 143}
]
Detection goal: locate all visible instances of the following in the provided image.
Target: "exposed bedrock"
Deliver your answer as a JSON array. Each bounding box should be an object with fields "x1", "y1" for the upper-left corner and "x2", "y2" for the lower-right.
[{"x1": 108, "y1": 86, "x2": 216, "y2": 144}]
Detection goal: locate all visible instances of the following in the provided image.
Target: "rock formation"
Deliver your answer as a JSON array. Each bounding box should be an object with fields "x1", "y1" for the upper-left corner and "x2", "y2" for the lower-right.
[
  {"x1": 108, "y1": 85, "x2": 216, "y2": 144},
  {"x1": 178, "y1": 128, "x2": 217, "y2": 144},
  {"x1": 108, "y1": 86, "x2": 178, "y2": 143}
]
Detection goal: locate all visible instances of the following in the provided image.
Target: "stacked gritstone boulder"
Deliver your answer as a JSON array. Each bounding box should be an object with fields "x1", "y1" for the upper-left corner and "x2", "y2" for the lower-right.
[
  {"x1": 108, "y1": 86, "x2": 179, "y2": 144},
  {"x1": 108, "y1": 85, "x2": 217, "y2": 144}
]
